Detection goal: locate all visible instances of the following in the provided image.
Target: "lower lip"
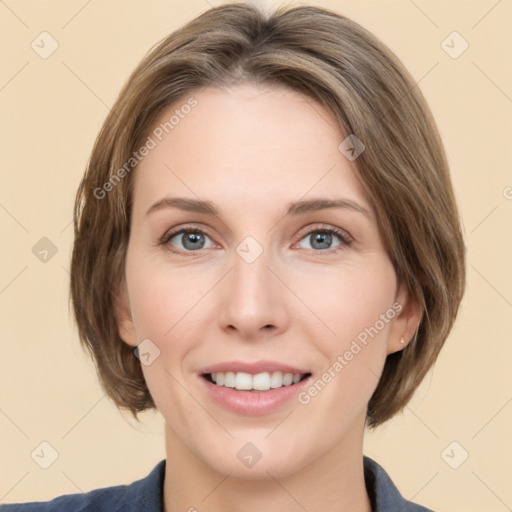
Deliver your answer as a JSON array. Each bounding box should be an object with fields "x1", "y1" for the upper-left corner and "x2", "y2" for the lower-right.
[{"x1": 199, "y1": 375, "x2": 312, "y2": 416}]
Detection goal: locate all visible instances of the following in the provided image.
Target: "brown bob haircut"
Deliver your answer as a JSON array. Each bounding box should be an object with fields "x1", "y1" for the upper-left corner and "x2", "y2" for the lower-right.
[{"x1": 70, "y1": 2, "x2": 466, "y2": 429}]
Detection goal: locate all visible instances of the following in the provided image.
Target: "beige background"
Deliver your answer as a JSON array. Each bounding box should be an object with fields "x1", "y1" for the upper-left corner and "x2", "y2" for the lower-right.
[{"x1": 1, "y1": 0, "x2": 511, "y2": 510}]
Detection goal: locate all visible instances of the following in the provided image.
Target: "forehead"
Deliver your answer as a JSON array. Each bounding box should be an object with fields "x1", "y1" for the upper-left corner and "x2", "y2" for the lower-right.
[{"x1": 132, "y1": 83, "x2": 370, "y2": 217}]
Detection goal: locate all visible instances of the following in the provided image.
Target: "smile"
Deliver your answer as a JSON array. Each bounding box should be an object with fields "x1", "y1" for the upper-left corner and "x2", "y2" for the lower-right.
[
  {"x1": 204, "y1": 371, "x2": 310, "y2": 391},
  {"x1": 198, "y1": 362, "x2": 313, "y2": 415}
]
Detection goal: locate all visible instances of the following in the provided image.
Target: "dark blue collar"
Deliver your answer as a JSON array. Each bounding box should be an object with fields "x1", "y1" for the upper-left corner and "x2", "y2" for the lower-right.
[
  {"x1": 117, "y1": 456, "x2": 432, "y2": 511},
  {"x1": 363, "y1": 456, "x2": 433, "y2": 511},
  {"x1": 0, "y1": 456, "x2": 432, "y2": 511}
]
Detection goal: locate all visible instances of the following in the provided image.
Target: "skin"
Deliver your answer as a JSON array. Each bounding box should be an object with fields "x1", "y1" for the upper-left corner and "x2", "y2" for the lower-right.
[{"x1": 115, "y1": 83, "x2": 421, "y2": 512}]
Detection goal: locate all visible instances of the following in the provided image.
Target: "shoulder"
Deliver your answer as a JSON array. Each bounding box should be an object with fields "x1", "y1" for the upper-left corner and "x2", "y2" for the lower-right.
[
  {"x1": 1, "y1": 485, "x2": 129, "y2": 512},
  {"x1": 363, "y1": 456, "x2": 434, "y2": 511},
  {"x1": 0, "y1": 459, "x2": 166, "y2": 512}
]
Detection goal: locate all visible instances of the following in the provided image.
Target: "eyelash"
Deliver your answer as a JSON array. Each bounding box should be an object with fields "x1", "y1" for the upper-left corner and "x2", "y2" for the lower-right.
[{"x1": 159, "y1": 223, "x2": 353, "y2": 256}]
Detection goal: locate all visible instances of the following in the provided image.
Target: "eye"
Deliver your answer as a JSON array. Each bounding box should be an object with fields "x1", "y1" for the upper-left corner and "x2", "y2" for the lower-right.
[
  {"x1": 294, "y1": 226, "x2": 352, "y2": 253},
  {"x1": 161, "y1": 226, "x2": 216, "y2": 254},
  {"x1": 159, "y1": 224, "x2": 352, "y2": 256}
]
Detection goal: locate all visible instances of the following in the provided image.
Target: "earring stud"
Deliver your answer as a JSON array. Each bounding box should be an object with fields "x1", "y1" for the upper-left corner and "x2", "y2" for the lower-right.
[{"x1": 400, "y1": 337, "x2": 405, "y2": 344}]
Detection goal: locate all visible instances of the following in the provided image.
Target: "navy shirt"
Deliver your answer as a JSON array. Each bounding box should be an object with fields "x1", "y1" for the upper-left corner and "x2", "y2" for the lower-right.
[{"x1": 1, "y1": 456, "x2": 433, "y2": 511}]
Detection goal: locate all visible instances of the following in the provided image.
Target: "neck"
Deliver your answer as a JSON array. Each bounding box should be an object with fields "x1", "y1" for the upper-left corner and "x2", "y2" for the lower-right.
[{"x1": 162, "y1": 419, "x2": 372, "y2": 512}]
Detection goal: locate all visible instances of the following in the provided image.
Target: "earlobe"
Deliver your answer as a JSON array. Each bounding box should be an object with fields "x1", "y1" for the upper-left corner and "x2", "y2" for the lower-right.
[
  {"x1": 113, "y1": 280, "x2": 138, "y2": 347},
  {"x1": 387, "y1": 284, "x2": 422, "y2": 355}
]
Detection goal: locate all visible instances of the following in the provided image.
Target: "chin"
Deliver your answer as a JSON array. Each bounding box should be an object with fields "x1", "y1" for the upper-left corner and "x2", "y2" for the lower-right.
[
  {"x1": 198, "y1": 439, "x2": 312, "y2": 481},
  {"x1": 212, "y1": 456, "x2": 303, "y2": 481}
]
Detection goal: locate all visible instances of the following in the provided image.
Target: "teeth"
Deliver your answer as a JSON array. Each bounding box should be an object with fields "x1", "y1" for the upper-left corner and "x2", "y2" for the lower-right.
[
  {"x1": 253, "y1": 372, "x2": 271, "y2": 391},
  {"x1": 209, "y1": 371, "x2": 304, "y2": 390},
  {"x1": 224, "y1": 372, "x2": 236, "y2": 388},
  {"x1": 235, "y1": 372, "x2": 253, "y2": 390},
  {"x1": 270, "y1": 371, "x2": 283, "y2": 388}
]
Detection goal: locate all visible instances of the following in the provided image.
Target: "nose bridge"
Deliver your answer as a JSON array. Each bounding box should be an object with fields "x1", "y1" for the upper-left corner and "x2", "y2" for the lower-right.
[
  {"x1": 219, "y1": 235, "x2": 286, "y2": 336},
  {"x1": 234, "y1": 242, "x2": 270, "y2": 297}
]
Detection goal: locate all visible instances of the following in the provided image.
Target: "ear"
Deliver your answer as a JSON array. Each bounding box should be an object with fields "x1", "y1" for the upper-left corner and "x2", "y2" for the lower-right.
[
  {"x1": 113, "y1": 279, "x2": 138, "y2": 347},
  {"x1": 386, "y1": 282, "x2": 422, "y2": 355}
]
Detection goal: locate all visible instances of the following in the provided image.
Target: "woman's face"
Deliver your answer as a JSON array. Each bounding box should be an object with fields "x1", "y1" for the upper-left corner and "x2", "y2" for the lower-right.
[{"x1": 116, "y1": 83, "x2": 418, "y2": 479}]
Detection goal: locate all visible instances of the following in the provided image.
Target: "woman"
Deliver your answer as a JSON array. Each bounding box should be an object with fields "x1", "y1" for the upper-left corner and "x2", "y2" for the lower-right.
[{"x1": 1, "y1": 2, "x2": 465, "y2": 511}]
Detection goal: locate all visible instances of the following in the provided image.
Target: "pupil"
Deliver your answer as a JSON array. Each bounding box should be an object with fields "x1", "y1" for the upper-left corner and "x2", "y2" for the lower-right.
[
  {"x1": 183, "y1": 232, "x2": 204, "y2": 250},
  {"x1": 312, "y1": 232, "x2": 331, "y2": 250}
]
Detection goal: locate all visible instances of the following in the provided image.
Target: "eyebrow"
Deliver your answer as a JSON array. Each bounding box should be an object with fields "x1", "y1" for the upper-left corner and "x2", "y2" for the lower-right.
[{"x1": 145, "y1": 196, "x2": 373, "y2": 220}]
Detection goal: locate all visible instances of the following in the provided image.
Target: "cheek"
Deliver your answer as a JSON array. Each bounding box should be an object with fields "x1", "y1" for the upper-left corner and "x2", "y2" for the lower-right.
[
  {"x1": 294, "y1": 259, "x2": 396, "y2": 399},
  {"x1": 293, "y1": 257, "x2": 397, "y2": 341},
  {"x1": 126, "y1": 249, "x2": 208, "y2": 341}
]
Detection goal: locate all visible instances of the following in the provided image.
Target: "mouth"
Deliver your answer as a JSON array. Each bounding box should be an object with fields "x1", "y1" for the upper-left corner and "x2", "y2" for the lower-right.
[
  {"x1": 202, "y1": 371, "x2": 312, "y2": 392},
  {"x1": 198, "y1": 360, "x2": 313, "y2": 415}
]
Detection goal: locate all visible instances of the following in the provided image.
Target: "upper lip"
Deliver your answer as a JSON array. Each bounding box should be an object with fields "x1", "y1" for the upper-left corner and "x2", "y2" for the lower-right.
[{"x1": 200, "y1": 360, "x2": 309, "y2": 376}]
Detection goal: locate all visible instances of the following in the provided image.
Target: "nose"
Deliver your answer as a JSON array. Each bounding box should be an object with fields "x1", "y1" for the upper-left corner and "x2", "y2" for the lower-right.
[{"x1": 217, "y1": 244, "x2": 289, "y2": 341}]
